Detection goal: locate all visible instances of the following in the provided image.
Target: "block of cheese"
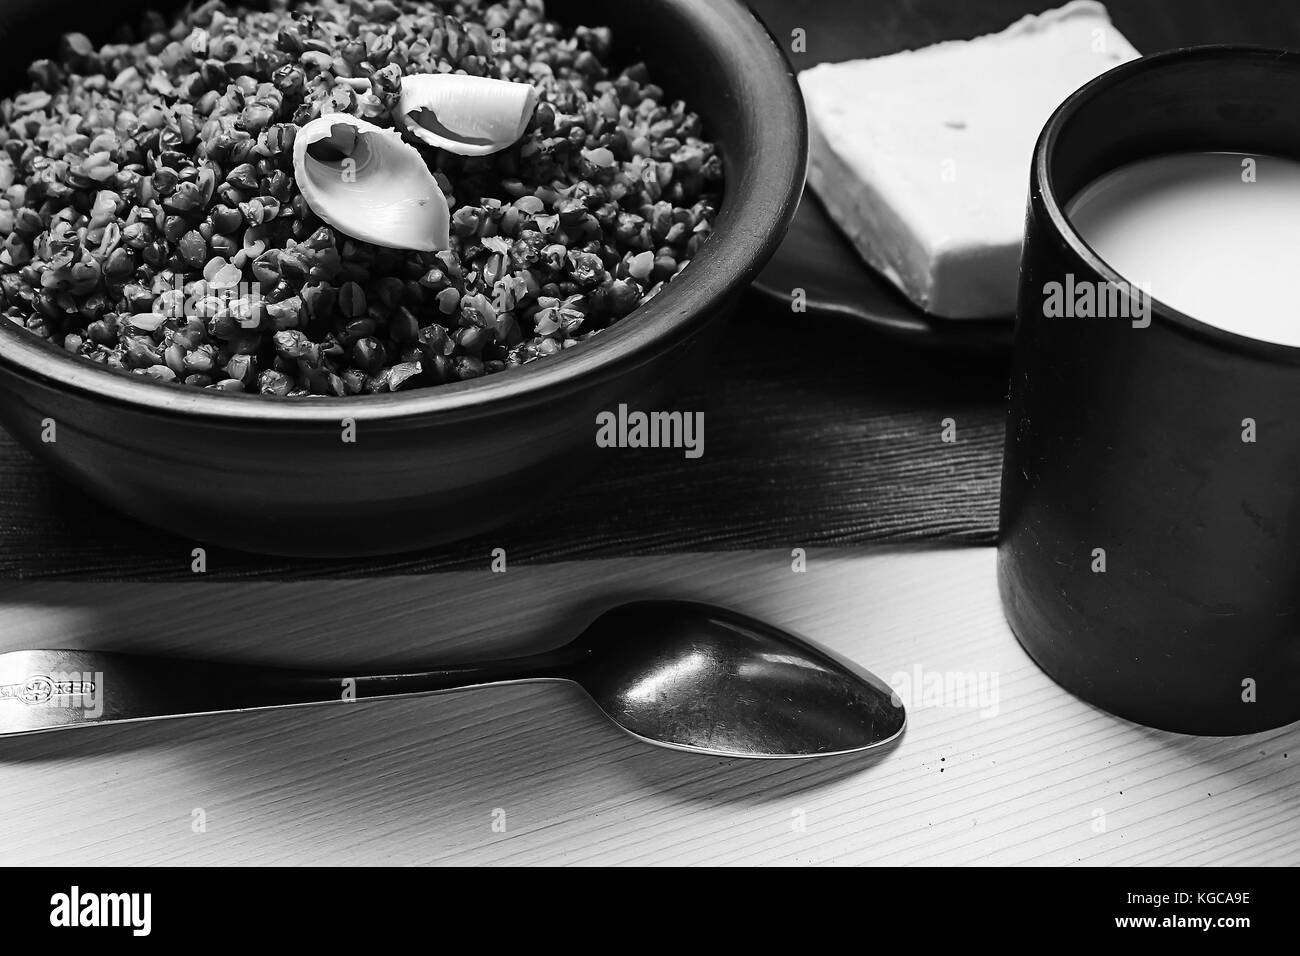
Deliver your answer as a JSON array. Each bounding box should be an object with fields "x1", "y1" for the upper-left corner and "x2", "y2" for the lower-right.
[{"x1": 798, "y1": 1, "x2": 1139, "y2": 318}]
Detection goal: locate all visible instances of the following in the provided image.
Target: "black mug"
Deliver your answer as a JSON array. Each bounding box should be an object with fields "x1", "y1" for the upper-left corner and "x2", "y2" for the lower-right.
[{"x1": 1000, "y1": 46, "x2": 1300, "y2": 735}]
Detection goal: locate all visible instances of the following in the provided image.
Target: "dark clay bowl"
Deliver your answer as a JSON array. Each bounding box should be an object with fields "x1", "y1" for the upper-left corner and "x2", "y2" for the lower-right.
[{"x1": 0, "y1": 0, "x2": 806, "y2": 557}]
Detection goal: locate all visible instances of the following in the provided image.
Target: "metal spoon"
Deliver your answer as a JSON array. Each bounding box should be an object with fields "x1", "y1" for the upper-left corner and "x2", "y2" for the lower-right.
[{"x1": 0, "y1": 601, "x2": 905, "y2": 758}]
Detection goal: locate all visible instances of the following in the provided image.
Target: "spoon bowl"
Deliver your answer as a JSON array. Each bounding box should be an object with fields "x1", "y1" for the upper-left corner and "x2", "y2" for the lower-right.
[{"x1": 573, "y1": 602, "x2": 905, "y2": 758}]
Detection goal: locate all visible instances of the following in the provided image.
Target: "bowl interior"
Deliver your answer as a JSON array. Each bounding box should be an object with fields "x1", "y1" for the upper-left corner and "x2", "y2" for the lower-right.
[{"x1": 0, "y1": 0, "x2": 806, "y2": 422}]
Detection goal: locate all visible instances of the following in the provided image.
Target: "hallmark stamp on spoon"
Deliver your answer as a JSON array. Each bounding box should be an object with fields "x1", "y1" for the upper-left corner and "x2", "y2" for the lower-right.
[{"x1": 0, "y1": 674, "x2": 97, "y2": 706}]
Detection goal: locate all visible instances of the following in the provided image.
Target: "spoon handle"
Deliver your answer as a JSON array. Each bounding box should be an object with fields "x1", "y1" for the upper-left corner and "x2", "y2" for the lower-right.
[{"x1": 0, "y1": 647, "x2": 576, "y2": 738}]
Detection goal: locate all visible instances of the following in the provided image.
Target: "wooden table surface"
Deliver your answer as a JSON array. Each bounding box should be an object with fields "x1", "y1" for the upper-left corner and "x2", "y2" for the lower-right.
[{"x1": 0, "y1": 546, "x2": 1294, "y2": 866}]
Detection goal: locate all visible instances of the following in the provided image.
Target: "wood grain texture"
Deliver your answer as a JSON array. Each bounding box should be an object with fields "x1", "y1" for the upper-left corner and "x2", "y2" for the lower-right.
[
  {"x1": 0, "y1": 292, "x2": 1008, "y2": 580},
  {"x1": 751, "y1": 0, "x2": 1300, "y2": 65},
  {"x1": 0, "y1": 547, "x2": 1294, "y2": 866}
]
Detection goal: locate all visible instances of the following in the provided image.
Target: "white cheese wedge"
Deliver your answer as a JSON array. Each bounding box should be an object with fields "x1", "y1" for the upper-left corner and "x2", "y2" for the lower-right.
[{"x1": 799, "y1": 1, "x2": 1139, "y2": 318}]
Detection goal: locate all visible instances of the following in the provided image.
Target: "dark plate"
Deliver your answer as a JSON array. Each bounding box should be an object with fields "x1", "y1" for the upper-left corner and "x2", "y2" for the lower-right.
[{"x1": 747, "y1": 0, "x2": 1300, "y2": 350}]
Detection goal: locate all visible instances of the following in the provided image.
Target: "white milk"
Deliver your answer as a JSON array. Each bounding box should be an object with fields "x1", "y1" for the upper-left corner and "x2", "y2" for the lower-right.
[{"x1": 1065, "y1": 151, "x2": 1300, "y2": 346}]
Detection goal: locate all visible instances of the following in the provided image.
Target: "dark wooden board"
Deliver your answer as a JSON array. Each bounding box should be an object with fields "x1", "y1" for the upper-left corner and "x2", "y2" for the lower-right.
[{"x1": 0, "y1": 289, "x2": 1010, "y2": 579}]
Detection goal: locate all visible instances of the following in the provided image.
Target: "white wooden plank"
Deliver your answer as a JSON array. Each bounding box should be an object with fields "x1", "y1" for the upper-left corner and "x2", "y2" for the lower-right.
[{"x1": 0, "y1": 547, "x2": 1294, "y2": 865}]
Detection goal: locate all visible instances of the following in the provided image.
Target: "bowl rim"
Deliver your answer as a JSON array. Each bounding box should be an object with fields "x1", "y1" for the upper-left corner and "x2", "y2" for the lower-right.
[
  {"x1": 1036, "y1": 43, "x2": 1300, "y2": 364},
  {"x1": 0, "y1": 0, "x2": 808, "y2": 424}
]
